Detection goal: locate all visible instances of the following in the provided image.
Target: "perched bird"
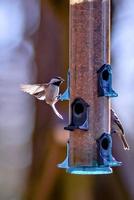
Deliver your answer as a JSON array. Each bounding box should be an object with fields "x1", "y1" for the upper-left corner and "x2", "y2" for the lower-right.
[
  {"x1": 111, "y1": 109, "x2": 129, "y2": 150},
  {"x1": 21, "y1": 77, "x2": 64, "y2": 119}
]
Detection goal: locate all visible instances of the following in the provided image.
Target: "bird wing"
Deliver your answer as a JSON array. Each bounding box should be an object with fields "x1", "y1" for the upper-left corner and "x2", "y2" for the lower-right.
[
  {"x1": 20, "y1": 84, "x2": 48, "y2": 100},
  {"x1": 111, "y1": 109, "x2": 129, "y2": 150},
  {"x1": 111, "y1": 109, "x2": 124, "y2": 134}
]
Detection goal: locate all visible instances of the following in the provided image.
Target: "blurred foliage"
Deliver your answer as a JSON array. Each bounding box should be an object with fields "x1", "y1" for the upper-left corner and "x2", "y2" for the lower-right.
[{"x1": 42, "y1": 0, "x2": 69, "y2": 22}]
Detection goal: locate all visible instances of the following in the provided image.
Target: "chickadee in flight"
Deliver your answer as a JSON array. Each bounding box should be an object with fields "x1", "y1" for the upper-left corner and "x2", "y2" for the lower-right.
[
  {"x1": 21, "y1": 77, "x2": 64, "y2": 120},
  {"x1": 111, "y1": 109, "x2": 129, "y2": 150}
]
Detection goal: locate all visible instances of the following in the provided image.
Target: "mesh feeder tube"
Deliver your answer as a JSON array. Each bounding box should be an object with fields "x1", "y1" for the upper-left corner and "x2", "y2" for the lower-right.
[{"x1": 58, "y1": 0, "x2": 121, "y2": 174}]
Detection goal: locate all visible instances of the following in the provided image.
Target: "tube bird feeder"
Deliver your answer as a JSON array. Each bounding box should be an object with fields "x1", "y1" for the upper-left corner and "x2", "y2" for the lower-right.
[{"x1": 59, "y1": 0, "x2": 121, "y2": 174}]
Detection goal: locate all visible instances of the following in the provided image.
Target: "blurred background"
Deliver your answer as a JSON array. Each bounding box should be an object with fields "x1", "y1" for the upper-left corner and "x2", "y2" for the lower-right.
[{"x1": 0, "y1": 0, "x2": 133, "y2": 199}]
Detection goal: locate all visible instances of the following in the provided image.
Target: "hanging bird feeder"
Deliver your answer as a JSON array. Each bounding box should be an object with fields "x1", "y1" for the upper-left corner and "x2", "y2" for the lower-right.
[{"x1": 58, "y1": 0, "x2": 122, "y2": 175}]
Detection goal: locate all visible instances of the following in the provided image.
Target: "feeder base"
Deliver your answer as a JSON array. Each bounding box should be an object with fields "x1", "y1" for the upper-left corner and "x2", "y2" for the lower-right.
[{"x1": 67, "y1": 166, "x2": 112, "y2": 175}]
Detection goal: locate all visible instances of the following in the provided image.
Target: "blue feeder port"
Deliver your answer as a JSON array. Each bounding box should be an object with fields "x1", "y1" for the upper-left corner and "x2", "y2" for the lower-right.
[
  {"x1": 97, "y1": 64, "x2": 118, "y2": 97},
  {"x1": 59, "y1": 70, "x2": 70, "y2": 101}
]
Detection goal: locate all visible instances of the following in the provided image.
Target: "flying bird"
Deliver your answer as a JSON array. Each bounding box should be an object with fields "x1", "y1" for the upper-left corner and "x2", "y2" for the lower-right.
[
  {"x1": 111, "y1": 109, "x2": 129, "y2": 150},
  {"x1": 21, "y1": 77, "x2": 64, "y2": 120}
]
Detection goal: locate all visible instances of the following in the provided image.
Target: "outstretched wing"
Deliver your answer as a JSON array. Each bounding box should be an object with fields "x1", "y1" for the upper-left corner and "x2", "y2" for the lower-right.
[{"x1": 20, "y1": 84, "x2": 48, "y2": 100}]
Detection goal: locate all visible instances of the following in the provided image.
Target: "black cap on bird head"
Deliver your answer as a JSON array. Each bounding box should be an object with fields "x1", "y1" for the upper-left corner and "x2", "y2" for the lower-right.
[
  {"x1": 50, "y1": 76, "x2": 64, "y2": 86},
  {"x1": 54, "y1": 76, "x2": 64, "y2": 82}
]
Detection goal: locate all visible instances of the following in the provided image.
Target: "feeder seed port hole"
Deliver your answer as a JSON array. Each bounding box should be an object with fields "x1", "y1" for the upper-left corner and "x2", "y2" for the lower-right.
[
  {"x1": 74, "y1": 102, "x2": 84, "y2": 115},
  {"x1": 102, "y1": 69, "x2": 109, "y2": 81},
  {"x1": 101, "y1": 137, "x2": 110, "y2": 150}
]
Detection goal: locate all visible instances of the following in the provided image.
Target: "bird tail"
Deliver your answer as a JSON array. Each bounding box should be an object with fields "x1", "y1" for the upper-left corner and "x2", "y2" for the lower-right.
[
  {"x1": 51, "y1": 103, "x2": 63, "y2": 120},
  {"x1": 120, "y1": 135, "x2": 130, "y2": 150}
]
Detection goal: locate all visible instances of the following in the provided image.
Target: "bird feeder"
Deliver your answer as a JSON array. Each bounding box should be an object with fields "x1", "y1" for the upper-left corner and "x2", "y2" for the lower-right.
[{"x1": 58, "y1": 0, "x2": 121, "y2": 174}]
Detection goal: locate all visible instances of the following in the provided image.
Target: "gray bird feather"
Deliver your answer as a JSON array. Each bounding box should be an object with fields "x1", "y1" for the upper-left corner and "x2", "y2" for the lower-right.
[{"x1": 111, "y1": 109, "x2": 129, "y2": 150}]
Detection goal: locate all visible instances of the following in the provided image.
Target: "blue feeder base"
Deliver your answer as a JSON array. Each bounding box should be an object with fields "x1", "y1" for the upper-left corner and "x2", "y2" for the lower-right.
[
  {"x1": 67, "y1": 166, "x2": 112, "y2": 175},
  {"x1": 58, "y1": 140, "x2": 121, "y2": 175},
  {"x1": 58, "y1": 158, "x2": 113, "y2": 175},
  {"x1": 58, "y1": 162, "x2": 112, "y2": 175}
]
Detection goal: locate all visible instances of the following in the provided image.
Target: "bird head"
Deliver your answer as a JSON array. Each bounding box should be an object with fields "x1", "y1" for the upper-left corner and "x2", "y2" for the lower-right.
[{"x1": 50, "y1": 77, "x2": 64, "y2": 86}]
